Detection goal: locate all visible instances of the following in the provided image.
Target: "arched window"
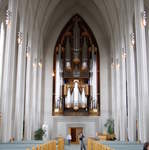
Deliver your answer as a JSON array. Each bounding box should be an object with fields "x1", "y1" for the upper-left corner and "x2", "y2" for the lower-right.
[{"x1": 53, "y1": 15, "x2": 100, "y2": 116}]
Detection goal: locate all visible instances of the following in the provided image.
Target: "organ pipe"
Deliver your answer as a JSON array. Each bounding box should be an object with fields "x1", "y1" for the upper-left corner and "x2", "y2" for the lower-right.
[
  {"x1": 81, "y1": 88, "x2": 87, "y2": 108},
  {"x1": 82, "y1": 36, "x2": 88, "y2": 70},
  {"x1": 73, "y1": 80, "x2": 79, "y2": 110},
  {"x1": 73, "y1": 20, "x2": 80, "y2": 64},
  {"x1": 65, "y1": 88, "x2": 71, "y2": 108},
  {"x1": 90, "y1": 45, "x2": 97, "y2": 110},
  {"x1": 55, "y1": 45, "x2": 62, "y2": 109},
  {"x1": 65, "y1": 37, "x2": 71, "y2": 70}
]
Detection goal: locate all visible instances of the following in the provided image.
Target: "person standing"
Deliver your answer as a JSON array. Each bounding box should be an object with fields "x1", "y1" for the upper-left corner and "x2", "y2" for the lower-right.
[
  {"x1": 143, "y1": 142, "x2": 149, "y2": 150},
  {"x1": 66, "y1": 134, "x2": 72, "y2": 145},
  {"x1": 79, "y1": 132, "x2": 86, "y2": 150}
]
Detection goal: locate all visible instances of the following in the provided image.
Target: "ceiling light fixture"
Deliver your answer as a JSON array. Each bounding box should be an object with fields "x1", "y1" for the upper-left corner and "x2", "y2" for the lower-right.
[
  {"x1": 116, "y1": 59, "x2": 120, "y2": 69},
  {"x1": 33, "y1": 58, "x2": 37, "y2": 68},
  {"x1": 122, "y1": 48, "x2": 127, "y2": 59},
  {"x1": 6, "y1": 10, "x2": 12, "y2": 27},
  {"x1": 18, "y1": 32, "x2": 23, "y2": 45},
  {"x1": 130, "y1": 33, "x2": 135, "y2": 47},
  {"x1": 142, "y1": 10, "x2": 147, "y2": 27},
  {"x1": 38, "y1": 59, "x2": 42, "y2": 68},
  {"x1": 26, "y1": 46, "x2": 31, "y2": 59}
]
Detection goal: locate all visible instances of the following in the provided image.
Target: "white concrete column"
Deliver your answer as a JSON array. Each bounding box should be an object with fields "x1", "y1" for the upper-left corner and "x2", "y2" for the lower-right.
[
  {"x1": 145, "y1": 19, "x2": 149, "y2": 98},
  {"x1": 55, "y1": 45, "x2": 62, "y2": 110},
  {"x1": 43, "y1": 45, "x2": 53, "y2": 139},
  {"x1": 1, "y1": 0, "x2": 18, "y2": 142},
  {"x1": 14, "y1": 6, "x2": 27, "y2": 141},
  {"x1": 112, "y1": 28, "x2": 121, "y2": 140},
  {"x1": 114, "y1": 61, "x2": 120, "y2": 140},
  {"x1": 111, "y1": 62, "x2": 115, "y2": 118},
  {"x1": 126, "y1": 38, "x2": 137, "y2": 141},
  {"x1": 29, "y1": 28, "x2": 39, "y2": 139},
  {"x1": 36, "y1": 62, "x2": 42, "y2": 128},
  {"x1": 111, "y1": 34, "x2": 120, "y2": 140},
  {"x1": 111, "y1": 59, "x2": 117, "y2": 136},
  {"x1": 31, "y1": 56, "x2": 38, "y2": 137},
  {"x1": 110, "y1": 38, "x2": 119, "y2": 140},
  {"x1": 0, "y1": 18, "x2": 6, "y2": 142},
  {"x1": 119, "y1": 5, "x2": 127, "y2": 141},
  {"x1": 35, "y1": 38, "x2": 43, "y2": 131},
  {"x1": 24, "y1": 39, "x2": 33, "y2": 140},
  {"x1": 122, "y1": 1, "x2": 137, "y2": 141},
  {"x1": 118, "y1": 41, "x2": 127, "y2": 141},
  {"x1": 135, "y1": 0, "x2": 149, "y2": 142},
  {"x1": 0, "y1": 22, "x2": 5, "y2": 108},
  {"x1": 115, "y1": 51, "x2": 121, "y2": 141},
  {"x1": 126, "y1": 31, "x2": 137, "y2": 141}
]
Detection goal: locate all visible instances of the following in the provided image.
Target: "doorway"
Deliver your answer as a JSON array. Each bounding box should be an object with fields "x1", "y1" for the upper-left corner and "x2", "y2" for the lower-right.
[{"x1": 68, "y1": 127, "x2": 83, "y2": 144}]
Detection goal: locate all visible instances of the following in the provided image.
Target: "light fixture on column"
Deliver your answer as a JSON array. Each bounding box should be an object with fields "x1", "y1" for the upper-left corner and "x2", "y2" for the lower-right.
[
  {"x1": 33, "y1": 58, "x2": 37, "y2": 68},
  {"x1": 130, "y1": 33, "x2": 135, "y2": 47},
  {"x1": 26, "y1": 46, "x2": 31, "y2": 59},
  {"x1": 111, "y1": 58, "x2": 115, "y2": 68},
  {"x1": 116, "y1": 59, "x2": 120, "y2": 69},
  {"x1": 38, "y1": 59, "x2": 42, "y2": 68},
  {"x1": 142, "y1": 10, "x2": 147, "y2": 27},
  {"x1": 18, "y1": 32, "x2": 23, "y2": 45},
  {"x1": 93, "y1": 108, "x2": 98, "y2": 112},
  {"x1": 122, "y1": 48, "x2": 127, "y2": 59},
  {"x1": 5, "y1": 9, "x2": 12, "y2": 27},
  {"x1": 54, "y1": 108, "x2": 59, "y2": 112},
  {"x1": 52, "y1": 72, "x2": 55, "y2": 77},
  {"x1": 0, "y1": 112, "x2": 2, "y2": 122}
]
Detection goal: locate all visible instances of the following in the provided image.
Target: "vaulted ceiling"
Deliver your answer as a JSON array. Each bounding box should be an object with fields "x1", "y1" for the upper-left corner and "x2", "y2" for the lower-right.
[
  {"x1": 27, "y1": 0, "x2": 122, "y2": 41},
  {"x1": 0, "y1": 0, "x2": 149, "y2": 46}
]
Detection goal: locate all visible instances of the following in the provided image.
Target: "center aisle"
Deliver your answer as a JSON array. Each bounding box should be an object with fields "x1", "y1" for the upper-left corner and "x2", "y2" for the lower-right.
[{"x1": 65, "y1": 144, "x2": 80, "y2": 150}]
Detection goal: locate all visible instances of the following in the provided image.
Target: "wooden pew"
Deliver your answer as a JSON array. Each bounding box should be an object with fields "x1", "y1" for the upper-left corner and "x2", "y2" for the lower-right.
[
  {"x1": 26, "y1": 140, "x2": 56, "y2": 150},
  {"x1": 58, "y1": 137, "x2": 64, "y2": 150},
  {"x1": 87, "y1": 138, "x2": 112, "y2": 150}
]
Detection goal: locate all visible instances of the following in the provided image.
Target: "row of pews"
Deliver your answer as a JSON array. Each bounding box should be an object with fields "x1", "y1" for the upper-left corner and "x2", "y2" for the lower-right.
[
  {"x1": 26, "y1": 138, "x2": 64, "y2": 150},
  {"x1": 0, "y1": 137, "x2": 143, "y2": 150},
  {"x1": 87, "y1": 138, "x2": 143, "y2": 150},
  {"x1": 87, "y1": 138, "x2": 112, "y2": 150}
]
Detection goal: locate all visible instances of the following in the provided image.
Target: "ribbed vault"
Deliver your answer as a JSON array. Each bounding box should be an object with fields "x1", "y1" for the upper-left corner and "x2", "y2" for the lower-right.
[{"x1": 27, "y1": 0, "x2": 122, "y2": 44}]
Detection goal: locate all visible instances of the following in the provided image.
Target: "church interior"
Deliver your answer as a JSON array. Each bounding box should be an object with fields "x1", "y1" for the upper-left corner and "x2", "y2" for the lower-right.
[{"x1": 0, "y1": 0, "x2": 149, "y2": 149}]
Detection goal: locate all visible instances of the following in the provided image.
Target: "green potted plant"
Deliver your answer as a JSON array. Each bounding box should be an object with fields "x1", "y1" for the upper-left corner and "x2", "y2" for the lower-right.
[
  {"x1": 34, "y1": 128, "x2": 45, "y2": 140},
  {"x1": 104, "y1": 119, "x2": 114, "y2": 135}
]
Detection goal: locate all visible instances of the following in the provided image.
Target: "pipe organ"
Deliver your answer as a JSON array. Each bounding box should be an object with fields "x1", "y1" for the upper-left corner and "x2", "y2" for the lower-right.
[{"x1": 53, "y1": 15, "x2": 100, "y2": 116}]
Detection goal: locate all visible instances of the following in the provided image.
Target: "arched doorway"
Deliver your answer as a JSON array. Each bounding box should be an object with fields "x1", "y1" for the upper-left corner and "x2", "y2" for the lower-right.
[{"x1": 52, "y1": 14, "x2": 100, "y2": 116}]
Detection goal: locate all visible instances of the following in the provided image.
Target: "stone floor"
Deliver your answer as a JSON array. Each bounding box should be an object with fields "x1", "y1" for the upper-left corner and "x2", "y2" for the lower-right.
[
  {"x1": 0, "y1": 141, "x2": 143, "y2": 150},
  {"x1": 65, "y1": 144, "x2": 81, "y2": 150},
  {"x1": 0, "y1": 143, "x2": 82, "y2": 150}
]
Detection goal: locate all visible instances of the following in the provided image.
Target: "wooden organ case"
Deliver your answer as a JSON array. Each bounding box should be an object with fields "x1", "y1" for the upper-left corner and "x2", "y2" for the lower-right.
[{"x1": 53, "y1": 15, "x2": 100, "y2": 116}]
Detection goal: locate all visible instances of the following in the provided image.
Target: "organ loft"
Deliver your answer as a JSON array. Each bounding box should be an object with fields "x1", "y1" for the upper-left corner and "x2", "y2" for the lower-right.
[{"x1": 53, "y1": 15, "x2": 100, "y2": 116}]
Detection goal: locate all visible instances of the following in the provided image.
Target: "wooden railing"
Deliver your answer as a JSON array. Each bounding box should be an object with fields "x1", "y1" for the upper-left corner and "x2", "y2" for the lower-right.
[{"x1": 87, "y1": 138, "x2": 113, "y2": 150}]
